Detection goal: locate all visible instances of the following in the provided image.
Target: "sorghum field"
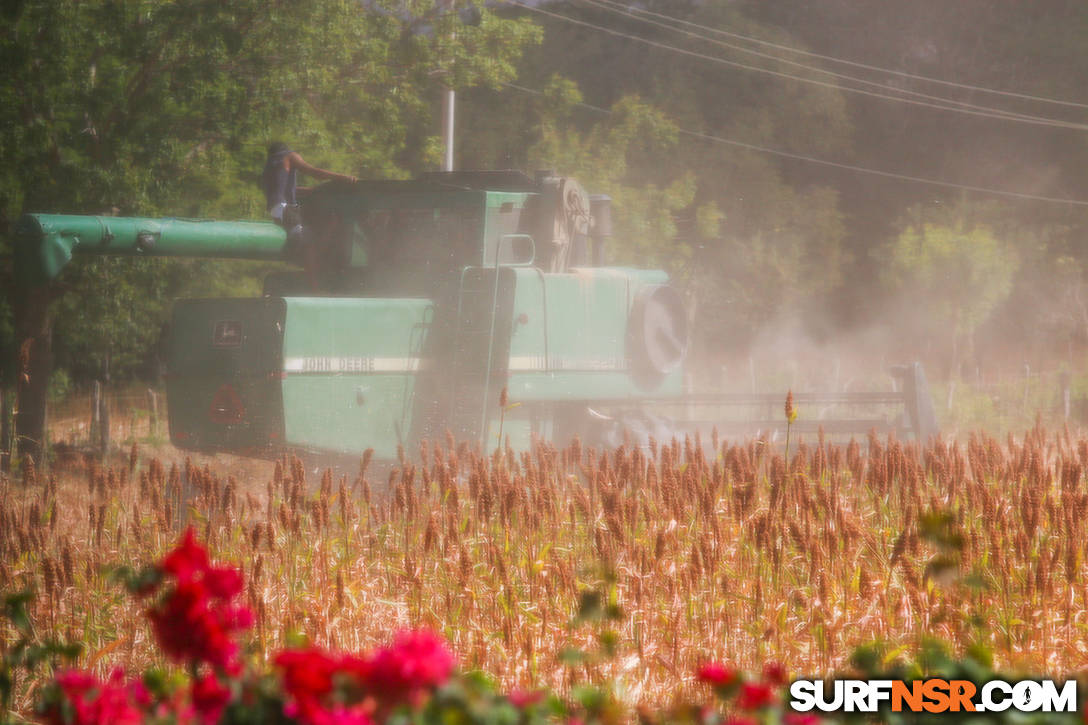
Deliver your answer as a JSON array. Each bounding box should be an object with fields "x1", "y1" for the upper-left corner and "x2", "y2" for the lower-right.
[{"x1": 2, "y1": 423, "x2": 1086, "y2": 714}]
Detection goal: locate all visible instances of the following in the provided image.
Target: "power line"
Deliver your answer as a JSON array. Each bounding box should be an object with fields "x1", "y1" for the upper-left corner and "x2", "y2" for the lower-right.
[
  {"x1": 507, "y1": 0, "x2": 1088, "y2": 131},
  {"x1": 500, "y1": 81, "x2": 1088, "y2": 206},
  {"x1": 577, "y1": 0, "x2": 1084, "y2": 128},
  {"x1": 584, "y1": 0, "x2": 1088, "y2": 112},
  {"x1": 522, "y1": 0, "x2": 1087, "y2": 130}
]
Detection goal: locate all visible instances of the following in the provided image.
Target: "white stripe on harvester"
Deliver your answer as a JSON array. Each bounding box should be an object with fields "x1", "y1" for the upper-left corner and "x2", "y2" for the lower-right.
[
  {"x1": 283, "y1": 357, "x2": 425, "y2": 373},
  {"x1": 283, "y1": 356, "x2": 628, "y2": 374},
  {"x1": 507, "y1": 356, "x2": 627, "y2": 371}
]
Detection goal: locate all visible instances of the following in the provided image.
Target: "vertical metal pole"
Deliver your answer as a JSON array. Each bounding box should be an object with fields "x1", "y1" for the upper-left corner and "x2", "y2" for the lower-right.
[
  {"x1": 92, "y1": 381, "x2": 101, "y2": 448},
  {"x1": 0, "y1": 388, "x2": 10, "y2": 472},
  {"x1": 442, "y1": 86, "x2": 455, "y2": 172},
  {"x1": 41, "y1": 397, "x2": 48, "y2": 474},
  {"x1": 479, "y1": 246, "x2": 504, "y2": 449}
]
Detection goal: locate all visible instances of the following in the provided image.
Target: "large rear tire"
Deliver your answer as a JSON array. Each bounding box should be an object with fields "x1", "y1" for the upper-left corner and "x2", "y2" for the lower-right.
[{"x1": 627, "y1": 284, "x2": 689, "y2": 390}]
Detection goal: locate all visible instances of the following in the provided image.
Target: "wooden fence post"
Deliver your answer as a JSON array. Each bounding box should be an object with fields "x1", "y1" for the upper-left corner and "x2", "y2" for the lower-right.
[
  {"x1": 99, "y1": 387, "x2": 110, "y2": 457},
  {"x1": 91, "y1": 381, "x2": 109, "y2": 457}
]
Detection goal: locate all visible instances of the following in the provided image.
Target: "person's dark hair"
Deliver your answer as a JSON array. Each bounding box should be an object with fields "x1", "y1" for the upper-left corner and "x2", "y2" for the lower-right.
[{"x1": 267, "y1": 141, "x2": 290, "y2": 157}]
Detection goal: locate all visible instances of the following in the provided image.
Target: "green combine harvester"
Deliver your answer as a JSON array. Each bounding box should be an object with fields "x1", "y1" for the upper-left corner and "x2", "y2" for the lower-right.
[{"x1": 14, "y1": 171, "x2": 936, "y2": 462}]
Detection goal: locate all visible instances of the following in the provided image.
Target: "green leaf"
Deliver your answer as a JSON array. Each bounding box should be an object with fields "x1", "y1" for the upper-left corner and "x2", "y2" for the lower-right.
[
  {"x1": 571, "y1": 684, "x2": 606, "y2": 711},
  {"x1": 283, "y1": 629, "x2": 310, "y2": 649},
  {"x1": 604, "y1": 603, "x2": 624, "y2": 622},
  {"x1": 598, "y1": 629, "x2": 619, "y2": 658},
  {"x1": 3, "y1": 590, "x2": 34, "y2": 638},
  {"x1": 882, "y1": 644, "x2": 909, "y2": 666},
  {"x1": 558, "y1": 647, "x2": 589, "y2": 666},
  {"x1": 575, "y1": 590, "x2": 603, "y2": 622}
]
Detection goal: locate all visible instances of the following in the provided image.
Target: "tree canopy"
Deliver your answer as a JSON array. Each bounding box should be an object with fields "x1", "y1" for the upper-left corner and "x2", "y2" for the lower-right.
[
  {"x1": 0, "y1": 0, "x2": 540, "y2": 382},
  {"x1": 5, "y1": 0, "x2": 1088, "y2": 397}
]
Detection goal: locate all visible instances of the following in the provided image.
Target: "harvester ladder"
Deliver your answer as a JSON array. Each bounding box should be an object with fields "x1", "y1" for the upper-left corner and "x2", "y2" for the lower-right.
[{"x1": 450, "y1": 234, "x2": 536, "y2": 448}]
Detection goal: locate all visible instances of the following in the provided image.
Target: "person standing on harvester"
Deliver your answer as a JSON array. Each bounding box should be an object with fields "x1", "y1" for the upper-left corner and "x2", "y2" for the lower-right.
[{"x1": 261, "y1": 142, "x2": 356, "y2": 286}]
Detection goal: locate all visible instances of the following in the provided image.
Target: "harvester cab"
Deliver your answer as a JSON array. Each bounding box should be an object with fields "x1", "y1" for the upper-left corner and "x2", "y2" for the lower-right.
[{"x1": 14, "y1": 170, "x2": 937, "y2": 463}]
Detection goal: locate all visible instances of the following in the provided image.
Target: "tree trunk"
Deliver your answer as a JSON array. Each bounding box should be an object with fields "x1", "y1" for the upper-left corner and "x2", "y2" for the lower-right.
[{"x1": 14, "y1": 285, "x2": 53, "y2": 466}]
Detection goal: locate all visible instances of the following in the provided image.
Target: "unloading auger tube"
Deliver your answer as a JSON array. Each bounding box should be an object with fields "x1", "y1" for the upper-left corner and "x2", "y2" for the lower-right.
[{"x1": 14, "y1": 213, "x2": 288, "y2": 285}]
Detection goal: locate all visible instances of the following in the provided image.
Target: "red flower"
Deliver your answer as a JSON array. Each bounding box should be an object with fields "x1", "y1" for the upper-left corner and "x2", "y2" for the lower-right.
[
  {"x1": 204, "y1": 565, "x2": 244, "y2": 599},
  {"x1": 364, "y1": 630, "x2": 454, "y2": 700},
  {"x1": 276, "y1": 647, "x2": 341, "y2": 702},
  {"x1": 286, "y1": 701, "x2": 374, "y2": 725},
  {"x1": 44, "y1": 668, "x2": 146, "y2": 725},
  {"x1": 696, "y1": 662, "x2": 738, "y2": 688},
  {"x1": 509, "y1": 688, "x2": 545, "y2": 708},
  {"x1": 191, "y1": 673, "x2": 231, "y2": 725},
  {"x1": 161, "y1": 527, "x2": 210, "y2": 582},
  {"x1": 275, "y1": 647, "x2": 383, "y2": 724},
  {"x1": 53, "y1": 670, "x2": 98, "y2": 700},
  {"x1": 337, "y1": 653, "x2": 373, "y2": 684},
  {"x1": 737, "y1": 682, "x2": 777, "y2": 710},
  {"x1": 146, "y1": 530, "x2": 253, "y2": 671},
  {"x1": 762, "y1": 661, "x2": 788, "y2": 686},
  {"x1": 784, "y1": 713, "x2": 822, "y2": 725}
]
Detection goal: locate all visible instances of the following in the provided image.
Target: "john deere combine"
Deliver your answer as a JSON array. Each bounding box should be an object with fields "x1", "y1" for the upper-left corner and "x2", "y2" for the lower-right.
[{"x1": 14, "y1": 171, "x2": 936, "y2": 461}]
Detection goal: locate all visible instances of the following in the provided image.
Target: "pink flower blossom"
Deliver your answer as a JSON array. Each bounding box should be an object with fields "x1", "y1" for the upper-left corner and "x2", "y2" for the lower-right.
[
  {"x1": 275, "y1": 647, "x2": 382, "y2": 724},
  {"x1": 146, "y1": 528, "x2": 253, "y2": 670},
  {"x1": 44, "y1": 668, "x2": 145, "y2": 725},
  {"x1": 509, "y1": 688, "x2": 545, "y2": 708},
  {"x1": 286, "y1": 701, "x2": 374, "y2": 725},
  {"x1": 161, "y1": 527, "x2": 211, "y2": 582},
  {"x1": 737, "y1": 681, "x2": 777, "y2": 710},
  {"x1": 762, "y1": 661, "x2": 789, "y2": 686},
  {"x1": 203, "y1": 565, "x2": 244, "y2": 599},
  {"x1": 191, "y1": 673, "x2": 231, "y2": 725},
  {"x1": 784, "y1": 713, "x2": 822, "y2": 725},
  {"x1": 696, "y1": 662, "x2": 739, "y2": 688},
  {"x1": 364, "y1": 630, "x2": 454, "y2": 700},
  {"x1": 276, "y1": 647, "x2": 341, "y2": 702}
]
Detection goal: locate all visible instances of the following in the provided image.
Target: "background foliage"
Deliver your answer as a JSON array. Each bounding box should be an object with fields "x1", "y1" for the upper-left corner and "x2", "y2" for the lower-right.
[{"x1": 4, "y1": 0, "x2": 1088, "y2": 390}]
